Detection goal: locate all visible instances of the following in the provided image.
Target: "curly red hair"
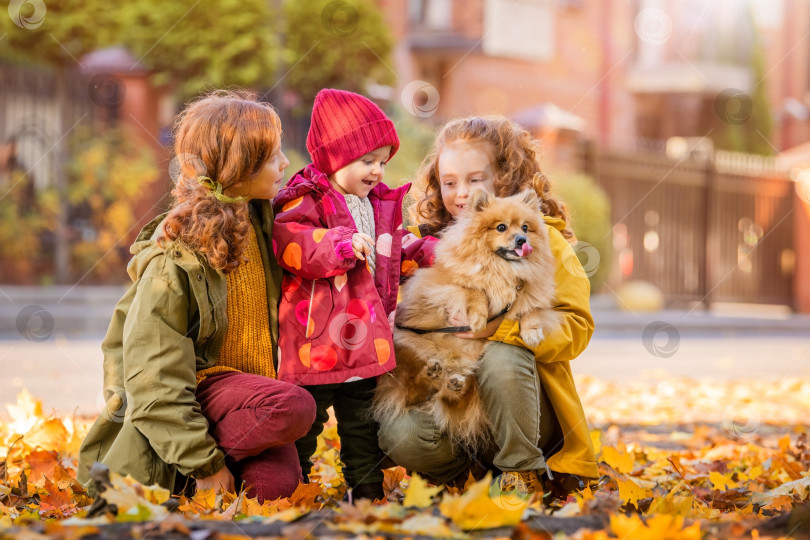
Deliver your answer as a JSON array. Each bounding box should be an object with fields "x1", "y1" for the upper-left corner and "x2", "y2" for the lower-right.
[
  {"x1": 160, "y1": 89, "x2": 282, "y2": 273},
  {"x1": 413, "y1": 115, "x2": 574, "y2": 241}
]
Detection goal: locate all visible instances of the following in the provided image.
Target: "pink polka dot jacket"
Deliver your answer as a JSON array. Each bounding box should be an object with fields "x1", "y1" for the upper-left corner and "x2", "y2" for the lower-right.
[{"x1": 272, "y1": 165, "x2": 436, "y2": 386}]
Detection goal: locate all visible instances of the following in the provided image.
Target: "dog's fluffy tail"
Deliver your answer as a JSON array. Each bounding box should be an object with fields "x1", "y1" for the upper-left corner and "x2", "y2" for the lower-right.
[
  {"x1": 431, "y1": 383, "x2": 494, "y2": 454},
  {"x1": 371, "y1": 373, "x2": 410, "y2": 425}
]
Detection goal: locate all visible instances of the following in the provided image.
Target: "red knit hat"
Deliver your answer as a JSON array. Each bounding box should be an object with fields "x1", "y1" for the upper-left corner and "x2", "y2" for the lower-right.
[{"x1": 306, "y1": 89, "x2": 400, "y2": 175}]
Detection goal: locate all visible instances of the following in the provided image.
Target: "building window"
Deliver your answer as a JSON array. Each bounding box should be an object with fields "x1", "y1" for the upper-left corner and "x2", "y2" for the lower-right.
[
  {"x1": 409, "y1": 0, "x2": 452, "y2": 29},
  {"x1": 482, "y1": 0, "x2": 555, "y2": 60}
]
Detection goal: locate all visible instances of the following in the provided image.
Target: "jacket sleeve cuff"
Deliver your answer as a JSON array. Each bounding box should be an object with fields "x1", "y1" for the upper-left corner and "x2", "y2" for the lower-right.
[
  {"x1": 333, "y1": 227, "x2": 358, "y2": 262},
  {"x1": 489, "y1": 318, "x2": 519, "y2": 343},
  {"x1": 188, "y1": 451, "x2": 226, "y2": 479}
]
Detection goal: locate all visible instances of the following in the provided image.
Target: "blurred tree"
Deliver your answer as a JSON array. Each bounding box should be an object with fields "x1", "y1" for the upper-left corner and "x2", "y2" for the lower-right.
[
  {"x1": 283, "y1": 0, "x2": 395, "y2": 111},
  {"x1": 66, "y1": 127, "x2": 160, "y2": 283},
  {"x1": 0, "y1": 170, "x2": 59, "y2": 284},
  {"x1": 704, "y1": 7, "x2": 774, "y2": 156},
  {"x1": 0, "y1": 0, "x2": 122, "y2": 283},
  {"x1": 118, "y1": 0, "x2": 279, "y2": 99},
  {"x1": 384, "y1": 108, "x2": 436, "y2": 188}
]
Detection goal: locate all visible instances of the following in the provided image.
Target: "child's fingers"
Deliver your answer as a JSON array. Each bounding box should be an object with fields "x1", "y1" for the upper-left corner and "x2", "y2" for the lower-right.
[
  {"x1": 357, "y1": 233, "x2": 374, "y2": 251},
  {"x1": 352, "y1": 233, "x2": 373, "y2": 260},
  {"x1": 351, "y1": 237, "x2": 366, "y2": 260}
]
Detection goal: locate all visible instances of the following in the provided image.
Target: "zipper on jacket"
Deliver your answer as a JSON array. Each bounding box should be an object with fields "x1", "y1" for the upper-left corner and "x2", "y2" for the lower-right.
[{"x1": 305, "y1": 279, "x2": 316, "y2": 338}]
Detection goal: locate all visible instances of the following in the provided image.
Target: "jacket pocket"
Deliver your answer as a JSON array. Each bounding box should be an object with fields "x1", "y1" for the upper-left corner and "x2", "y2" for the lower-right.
[{"x1": 287, "y1": 277, "x2": 334, "y2": 340}]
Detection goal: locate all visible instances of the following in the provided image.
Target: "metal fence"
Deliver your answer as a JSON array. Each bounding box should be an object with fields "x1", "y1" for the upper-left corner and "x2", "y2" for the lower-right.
[
  {"x1": 0, "y1": 61, "x2": 98, "y2": 283},
  {"x1": 588, "y1": 146, "x2": 796, "y2": 307},
  {"x1": 0, "y1": 62, "x2": 96, "y2": 190}
]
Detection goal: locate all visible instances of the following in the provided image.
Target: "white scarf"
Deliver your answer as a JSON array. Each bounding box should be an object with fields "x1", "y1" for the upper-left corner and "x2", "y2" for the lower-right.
[{"x1": 344, "y1": 194, "x2": 376, "y2": 274}]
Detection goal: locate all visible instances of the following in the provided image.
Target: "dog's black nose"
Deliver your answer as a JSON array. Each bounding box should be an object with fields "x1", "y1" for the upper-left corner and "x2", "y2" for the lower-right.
[{"x1": 515, "y1": 235, "x2": 527, "y2": 247}]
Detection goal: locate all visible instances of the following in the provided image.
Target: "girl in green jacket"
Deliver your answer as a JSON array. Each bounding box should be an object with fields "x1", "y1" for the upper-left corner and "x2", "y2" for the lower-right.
[
  {"x1": 378, "y1": 116, "x2": 598, "y2": 500},
  {"x1": 78, "y1": 90, "x2": 316, "y2": 503}
]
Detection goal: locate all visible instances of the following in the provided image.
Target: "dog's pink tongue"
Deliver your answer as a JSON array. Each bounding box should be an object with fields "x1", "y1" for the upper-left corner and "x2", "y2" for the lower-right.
[{"x1": 519, "y1": 243, "x2": 533, "y2": 257}]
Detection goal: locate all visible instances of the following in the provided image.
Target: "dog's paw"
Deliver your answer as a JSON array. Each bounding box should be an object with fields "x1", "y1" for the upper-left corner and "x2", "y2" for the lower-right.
[
  {"x1": 446, "y1": 374, "x2": 467, "y2": 393},
  {"x1": 426, "y1": 359, "x2": 443, "y2": 378},
  {"x1": 466, "y1": 312, "x2": 488, "y2": 333},
  {"x1": 520, "y1": 326, "x2": 544, "y2": 348}
]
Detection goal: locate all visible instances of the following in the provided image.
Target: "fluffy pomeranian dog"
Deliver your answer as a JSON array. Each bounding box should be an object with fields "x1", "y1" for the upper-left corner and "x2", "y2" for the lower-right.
[{"x1": 372, "y1": 189, "x2": 560, "y2": 452}]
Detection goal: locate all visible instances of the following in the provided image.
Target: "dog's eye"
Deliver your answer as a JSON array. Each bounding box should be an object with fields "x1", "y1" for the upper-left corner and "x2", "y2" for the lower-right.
[
  {"x1": 496, "y1": 224, "x2": 507, "y2": 232},
  {"x1": 522, "y1": 224, "x2": 529, "y2": 233}
]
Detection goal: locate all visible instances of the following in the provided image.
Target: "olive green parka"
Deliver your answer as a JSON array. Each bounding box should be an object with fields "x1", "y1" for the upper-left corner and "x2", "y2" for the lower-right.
[{"x1": 77, "y1": 200, "x2": 283, "y2": 492}]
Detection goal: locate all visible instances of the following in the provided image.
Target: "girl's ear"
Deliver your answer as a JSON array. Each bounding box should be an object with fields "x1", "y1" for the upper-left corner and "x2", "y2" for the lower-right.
[{"x1": 471, "y1": 189, "x2": 491, "y2": 212}]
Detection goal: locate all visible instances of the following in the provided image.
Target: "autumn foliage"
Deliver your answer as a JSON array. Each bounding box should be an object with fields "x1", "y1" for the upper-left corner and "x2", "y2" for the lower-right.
[{"x1": 1, "y1": 379, "x2": 809, "y2": 538}]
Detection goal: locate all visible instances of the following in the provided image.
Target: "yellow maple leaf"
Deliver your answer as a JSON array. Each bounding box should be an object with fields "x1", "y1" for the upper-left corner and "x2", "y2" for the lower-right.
[
  {"x1": 761, "y1": 495, "x2": 794, "y2": 512},
  {"x1": 439, "y1": 473, "x2": 529, "y2": 530},
  {"x1": 615, "y1": 476, "x2": 653, "y2": 509},
  {"x1": 611, "y1": 513, "x2": 701, "y2": 540},
  {"x1": 5, "y1": 390, "x2": 43, "y2": 436},
  {"x1": 397, "y1": 514, "x2": 458, "y2": 537},
  {"x1": 192, "y1": 487, "x2": 217, "y2": 510},
  {"x1": 753, "y1": 476, "x2": 810, "y2": 504},
  {"x1": 403, "y1": 474, "x2": 442, "y2": 508},
  {"x1": 778, "y1": 434, "x2": 791, "y2": 452},
  {"x1": 602, "y1": 445, "x2": 635, "y2": 474},
  {"x1": 101, "y1": 474, "x2": 168, "y2": 520},
  {"x1": 142, "y1": 484, "x2": 171, "y2": 505},
  {"x1": 709, "y1": 471, "x2": 739, "y2": 491},
  {"x1": 645, "y1": 484, "x2": 693, "y2": 517}
]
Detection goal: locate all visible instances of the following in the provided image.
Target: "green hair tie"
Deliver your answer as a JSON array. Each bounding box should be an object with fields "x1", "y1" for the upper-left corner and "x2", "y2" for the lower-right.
[{"x1": 196, "y1": 176, "x2": 249, "y2": 204}]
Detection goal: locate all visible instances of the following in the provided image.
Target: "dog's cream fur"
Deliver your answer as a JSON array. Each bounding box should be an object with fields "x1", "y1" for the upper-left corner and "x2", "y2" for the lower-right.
[{"x1": 372, "y1": 190, "x2": 560, "y2": 451}]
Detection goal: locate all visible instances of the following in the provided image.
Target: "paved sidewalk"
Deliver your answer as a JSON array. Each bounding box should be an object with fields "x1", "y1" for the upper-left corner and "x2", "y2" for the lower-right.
[
  {"x1": 1, "y1": 333, "x2": 808, "y2": 417},
  {"x1": 2, "y1": 287, "x2": 808, "y2": 339},
  {"x1": 1, "y1": 287, "x2": 808, "y2": 416}
]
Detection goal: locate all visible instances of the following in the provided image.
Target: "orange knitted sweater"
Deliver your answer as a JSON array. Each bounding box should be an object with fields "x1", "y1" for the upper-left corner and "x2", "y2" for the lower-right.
[{"x1": 196, "y1": 225, "x2": 276, "y2": 384}]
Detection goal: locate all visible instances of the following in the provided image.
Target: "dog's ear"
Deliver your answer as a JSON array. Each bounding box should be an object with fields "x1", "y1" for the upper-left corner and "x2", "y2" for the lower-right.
[
  {"x1": 520, "y1": 189, "x2": 540, "y2": 210},
  {"x1": 471, "y1": 189, "x2": 491, "y2": 212}
]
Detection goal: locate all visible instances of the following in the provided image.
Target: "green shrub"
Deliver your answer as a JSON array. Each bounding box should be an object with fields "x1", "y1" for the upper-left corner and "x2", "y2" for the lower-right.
[
  {"x1": 551, "y1": 173, "x2": 612, "y2": 293},
  {"x1": 66, "y1": 128, "x2": 160, "y2": 283},
  {"x1": 384, "y1": 107, "x2": 436, "y2": 188}
]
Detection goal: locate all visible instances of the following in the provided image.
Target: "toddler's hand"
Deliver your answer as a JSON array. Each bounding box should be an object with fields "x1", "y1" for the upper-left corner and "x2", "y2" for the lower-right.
[{"x1": 351, "y1": 233, "x2": 374, "y2": 260}]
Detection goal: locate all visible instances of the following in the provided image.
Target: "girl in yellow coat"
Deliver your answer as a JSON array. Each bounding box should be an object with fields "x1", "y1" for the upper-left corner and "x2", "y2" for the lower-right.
[{"x1": 377, "y1": 115, "x2": 597, "y2": 497}]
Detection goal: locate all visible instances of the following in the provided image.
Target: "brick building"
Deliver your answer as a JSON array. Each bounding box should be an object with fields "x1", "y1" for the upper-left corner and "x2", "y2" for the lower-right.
[{"x1": 379, "y1": 0, "x2": 810, "y2": 155}]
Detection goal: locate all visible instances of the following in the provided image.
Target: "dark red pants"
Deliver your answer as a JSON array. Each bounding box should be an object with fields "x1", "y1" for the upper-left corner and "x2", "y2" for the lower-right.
[{"x1": 196, "y1": 371, "x2": 317, "y2": 502}]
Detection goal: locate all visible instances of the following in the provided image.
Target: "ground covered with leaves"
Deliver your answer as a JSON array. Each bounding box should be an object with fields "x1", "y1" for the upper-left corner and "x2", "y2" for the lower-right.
[{"x1": 1, "y1": 377, "x2": 809, "y2": 539}]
